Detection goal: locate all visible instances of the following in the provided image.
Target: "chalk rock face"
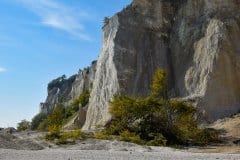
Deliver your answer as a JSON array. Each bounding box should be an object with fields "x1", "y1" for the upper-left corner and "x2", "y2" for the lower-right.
[
  {"x1": 83, "y1": 0, "x2": 240, "y2": 130},
  {"x1": 82, "y1": 0, "x2": 176, "y2": 130},
  {"x1": 169, "y1": 0, "x2": 240, "y2": 120},
  {"x1": 70, "y1": 61, "x2": 97, "y2": 100},
  {"x1": 40, "y1": 75, "x2": 77, "y2": 113},
  {"x1": 40, "y1": 61, "x2": 97, "y2": 114},
  {"x1": 39, "y1": 0, "x2": 240, "y2": 130}
]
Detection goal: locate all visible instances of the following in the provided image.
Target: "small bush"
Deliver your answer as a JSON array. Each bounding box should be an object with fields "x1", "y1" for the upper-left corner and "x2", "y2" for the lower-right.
[
  {"x1": 146, "y1": 134, "x2": 167, "y2": 146},
  {"x1": 194, "y1": 128, "x2": 219, "y2": 145},
  {"x1": 46, "y1": 105, "x2": 64, "y2": 140},
  {"x1": 37, "y1": 118, "x2": 48, "y2": 131},
  {"x1": 45, "y1": 127, "x2": 61, "y2": 141},
  {"x1": 31, "y1": 112, "x2": 48, "y2": 130},
  {"x1": 62, "y1": 129, "x2": 83, "y2": 140},
  {"x1": 71, "y1": 90, "x2": 90, "y2": 108},
  {"x1": 17, "y1": 119, "x2": 31, "y2": 131},
  {"x1": 95, "y1": 130, "x2": 114, "y2": 140},
  {"x1": 56, "y1": 130, "x2": 84, "y2": 145},
  {"x1": 46, "y1": 129, "x2": 85, "y2": 145},
  {"x1": 100, "y1": 68, "x2": 218, "y2": 146},
  {"x1": 120, "y1": 130, "x2": 143, "y2": 144}
]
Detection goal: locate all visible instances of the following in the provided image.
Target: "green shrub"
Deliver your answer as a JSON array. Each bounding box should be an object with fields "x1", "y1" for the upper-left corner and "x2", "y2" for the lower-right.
[
  {"x1": 95, "y1": 130, "x2": 114, "y2": 140},
  {"x1": 46, "y1": 105, "x2": 64, "y2": 140},
  {"x1": 150, "y1": 68, "x2": 167, "y2": 98},
  {"x1": 57, "y1": 137, "x2": 71, "y2": 145},
  {"x1": 37, "y1": 118, "x2": 48, "y2": 131},
  {"x1": 45, "y1": 128, "x2": 61, "y2": 141},
  {"x1": 194, "y1": 128, "x2": 219, "y2": 145},
  {"x1": 146, "y1": 134, "x2": 167, "y2": 146},
  {"x1": 56, "y1": 129, "x2": 84, "y2": 145},
  {"x1": 31, "y1": 112, "x2": 48, "y2": 130},
  {"x1": 71, "y1": 90, "x2": 90, "y2": 108},
  {"x1": 102, "y1": 68, "x2": 218, "y2": 146},
  {"x1": 119, "y1": 130, "x2": 143, "y2": 144},
  {"x1": 17, "y1": 119, "x2": 31, "y2": 131}
]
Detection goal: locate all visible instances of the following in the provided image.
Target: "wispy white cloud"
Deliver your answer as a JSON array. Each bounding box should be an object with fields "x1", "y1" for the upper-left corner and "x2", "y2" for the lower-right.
[
  {"x1": 0, "y1": 67, "x2": 7, "y2": 73},
  {"x1": 17, "y1": 0, "x2": 93, "y2": 41}
]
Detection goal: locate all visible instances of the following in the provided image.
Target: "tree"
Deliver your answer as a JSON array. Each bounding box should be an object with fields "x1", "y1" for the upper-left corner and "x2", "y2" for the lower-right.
[
  {"x1": 150, "y1": 68, "x2": 167, "y2": 98},
  {"x1": 17, "y1": 119, "x2": 31, "y2": 131},
  {"x1": 31, "y1": 112, "x2": 48, "y2": 130},
  {"x1": 46, "y1": 105, "x2": 64, "y2": 139},
  {"x1": 48, "y1": 106, "x2": 63, "y2": 131},
  {"x1": 103, "y1": 17, "x2": 110, "y2": 26}
]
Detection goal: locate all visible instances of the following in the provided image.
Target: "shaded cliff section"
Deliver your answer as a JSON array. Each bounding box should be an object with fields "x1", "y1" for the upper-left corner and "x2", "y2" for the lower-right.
[
  {"x1": 39, "y1": 61, "x2": 97, "y2": 117},
  {"x1": 39, "y1": 0, "x2": 240, "y2": 131}
]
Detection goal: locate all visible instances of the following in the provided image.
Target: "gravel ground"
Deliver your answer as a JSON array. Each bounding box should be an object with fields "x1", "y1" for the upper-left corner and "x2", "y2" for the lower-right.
[
  {"x1": 0, "y1": 132, "x2": 240, "y2": 160},
  {"x1": 0, "y1": 148, "x2": 240, "y2": 160}
]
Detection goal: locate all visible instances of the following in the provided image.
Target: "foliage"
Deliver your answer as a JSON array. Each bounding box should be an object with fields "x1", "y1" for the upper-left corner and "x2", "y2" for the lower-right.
[
  {"x1": 35, "y1": 100, "x2": 83, "y2": 132},
  {"x1": 103, "y1": 17, "x2": 110, "y2": 26},
  {"x1": 37, "y1": 118, "x2": 48, "y2": 131},
  {"x1": 46, "y1": 105, "x2": 64, "y2": 140},
  {"x1": 71, "y1": 90, "x2": 90, "y2": 108},
  {"x1": 146, "y1": 134, "x2": 167, "y2": 146},
  {"x1": 194, "y1": 128, "x2": 219, "y2": 145},
  {"x1": 95, "y1": 130, "x2": 114, "y2": 140},
  {"x1": 31, "y1": 112, "x2": 48, "y2": 130},
  {"x1": 57, "y1": 129, "x2": 84, "y2": 145},
  {"x1": 100, "y1": 68, "x2": 218, "y2": 146},
  {"x1": 150, "y1": 68, "x2": 167, "y2": 98},
  {"x1": 119, "y1": 130, "x2": 143, "y2": 144},
  {"x1": 48, "y1": 75, "x2": 66, "y2": 90},
  {"x1": 45, "y1": 125, "x2": 61, "y2": 141},
  {"x1": 17, "y1": 119, "x2": 31, "y2": 131},
  {"x1": 44, "y1": 104, "x2": 86, "y2": 143}
]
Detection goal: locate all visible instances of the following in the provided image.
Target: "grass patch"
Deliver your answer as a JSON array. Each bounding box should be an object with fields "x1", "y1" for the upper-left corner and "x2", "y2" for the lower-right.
[{"x1": 45, "y1": 129, "x2": 85, "y2": 145}]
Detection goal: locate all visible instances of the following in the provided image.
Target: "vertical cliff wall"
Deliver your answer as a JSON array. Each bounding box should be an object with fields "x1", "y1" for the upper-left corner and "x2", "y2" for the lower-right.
[
  {"x1": 83, "y1": 0, "x2": 240, "y2": 130},
  {"x1": 40, "y1": 61, "x2": 97, "y2": 114},
  {"x1": 170, "y1": 0, "x2": 240, "y2": 120},
  {"x1": 83, "y1": 0, "x2": 177, "y2": 130},
  {"x1": 39, "y1": 0, "x2": 240, "y2": 131}
]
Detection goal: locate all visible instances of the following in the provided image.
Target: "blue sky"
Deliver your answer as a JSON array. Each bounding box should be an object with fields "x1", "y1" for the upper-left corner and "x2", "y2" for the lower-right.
[{"x1": 0, "y1": 0, "x2": 131, "y2": 127}]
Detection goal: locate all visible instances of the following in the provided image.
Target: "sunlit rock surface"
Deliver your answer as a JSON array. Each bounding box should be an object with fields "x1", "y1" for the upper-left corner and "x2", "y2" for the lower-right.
[{"x1": 40, "y1": 0, "x2": 240, "y2": 130}]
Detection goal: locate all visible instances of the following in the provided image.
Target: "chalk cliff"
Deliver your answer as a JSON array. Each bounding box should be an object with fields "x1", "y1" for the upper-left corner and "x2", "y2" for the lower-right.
[{"x1": 39, "y1": 0, "x2": 240, "y2": 130}]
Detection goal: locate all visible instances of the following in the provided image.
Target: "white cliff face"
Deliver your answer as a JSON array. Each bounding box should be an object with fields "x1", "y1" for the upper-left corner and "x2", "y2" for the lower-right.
[
  {"x1": 198, "y1": 19, "x2": 240, "y2": 120},
  {"x1": 39, "y1": 0, "x2": 240, "y2": 130},
  {"x1": 83, "y1": 0, "x2": 174, "y2": 130},
  {"x1": 170, "y1": 0, "x2": 240, "y2": 120},
  {"x1": 83, "y1": 0, "x2": 240, "y2": 130},
  {"x1": 184, "y1": 19, "x2": 240, "y2": 119},
  {"x1": 70, "y1": 61, "x2": 97, "y2": 100},
  {"x1": 82, "y1": 16, "x2": 120, "y2": 130},
  {"x1": 39, "y1": 62, "x2": 96, "y2": 115}
]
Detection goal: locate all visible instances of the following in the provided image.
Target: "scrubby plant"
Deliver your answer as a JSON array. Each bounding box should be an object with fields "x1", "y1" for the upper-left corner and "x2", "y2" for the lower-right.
[
  {"x1": 95, "y1": 130, "x2": 114, "y2": 140},
  {"x1": 146, "y1": 134, "x2": 167, "y2": 146},
  {"x1": 57, "y1": 129, "x2": 84, "y2": 145},
  {"x1": 17, "y1": 119, "x2": 31, "y2": 131},
  {"x1": 71, "y1": 90, "x2": 90, "y2": 108},
  {"x1": 31, "y1": 112, "x2": 48, "y2": 130},
  {"x1": 150, "y1": 68, "x2": 167, "y2": 98},
  {"x1": 37, "y1": 118, "x2": 48, "y2": 131},
  {"x1": 100, "y1": 68, "x2": 218, "y2": 146},
  {"x1": 119, "y1": 130, "x2": 143, "y2": 144},
  {"x1": 44, "y1": 104, "x2": 87, "y2": 143},
  {"x1": 45, "y1": 105, "x2": 64, "y2": 140}
]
